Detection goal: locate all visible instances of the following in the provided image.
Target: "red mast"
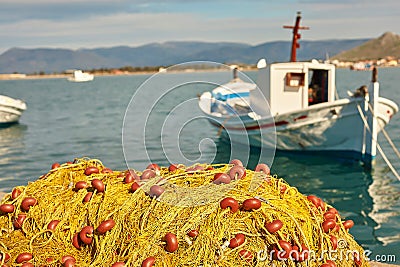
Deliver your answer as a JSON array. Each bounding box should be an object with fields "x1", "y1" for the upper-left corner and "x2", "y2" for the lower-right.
[{"x1": 283, "y1": 11, "x2": 309, "y2": 62}]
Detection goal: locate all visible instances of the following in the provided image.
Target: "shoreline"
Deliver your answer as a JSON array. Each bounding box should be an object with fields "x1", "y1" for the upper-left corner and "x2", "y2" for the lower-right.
[
  {"x1": 1, "y1": 65, "x2": 399, "y2": 81},
  {"x1": 0, "y1": 68, "x2": 252, "y2": 81},
  {"x1": 0, "y1": 72, "x2": 158, "y2": 81},
  {"x1": 0, "y1": 67, "x2": 256, "y2": 81}
]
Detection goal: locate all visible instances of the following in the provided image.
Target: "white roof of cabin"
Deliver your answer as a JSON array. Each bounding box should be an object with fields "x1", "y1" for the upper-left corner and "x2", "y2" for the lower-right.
[{"x1": 213, "y1": 78, "x2": 256, "y2": 95}]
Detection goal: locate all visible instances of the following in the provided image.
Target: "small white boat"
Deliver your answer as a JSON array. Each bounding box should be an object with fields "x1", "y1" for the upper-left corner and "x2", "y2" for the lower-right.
[
  {"x1": 198, "y1": 12, "x2": 398, "y2": 162},
  {"x1": 67, "y1": 70, "x2": 94, "y2": 82},
  {"x1": 0, "y1": 95, "x2": 27, "y2": 125}
]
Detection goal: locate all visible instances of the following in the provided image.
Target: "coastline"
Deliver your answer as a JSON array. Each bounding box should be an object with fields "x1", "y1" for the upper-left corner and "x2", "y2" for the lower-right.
[
  {"x1": 1, "y1": 66, "x2": 399, "y2": 81},
  {"x1": 0, "y1": 67, "x2": 256, "y2": 81},
  {"x1": 0, "y1": 71, "x2": 158, "y2": 81}
]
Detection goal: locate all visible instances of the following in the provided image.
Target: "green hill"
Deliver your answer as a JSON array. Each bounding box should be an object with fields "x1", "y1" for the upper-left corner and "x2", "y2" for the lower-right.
[{"x1": 332, "y1": 32, "x2": 400, "y2": 61}]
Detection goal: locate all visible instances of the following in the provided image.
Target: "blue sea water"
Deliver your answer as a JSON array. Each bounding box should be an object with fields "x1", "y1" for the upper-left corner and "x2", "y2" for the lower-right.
[{"x1": 0, "y1": 67, "x2": 399, "y2": 263}]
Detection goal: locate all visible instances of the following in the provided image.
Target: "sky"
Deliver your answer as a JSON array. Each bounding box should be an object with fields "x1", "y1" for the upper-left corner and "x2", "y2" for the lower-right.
[{"x1": 0, "y1": 0, "x2": 399, "y2": 54}]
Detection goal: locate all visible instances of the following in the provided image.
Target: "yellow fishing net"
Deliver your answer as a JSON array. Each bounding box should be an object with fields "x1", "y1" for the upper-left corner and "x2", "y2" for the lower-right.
[{"x1": 0, "y1": 158, "x2": 368, "y2": 267}]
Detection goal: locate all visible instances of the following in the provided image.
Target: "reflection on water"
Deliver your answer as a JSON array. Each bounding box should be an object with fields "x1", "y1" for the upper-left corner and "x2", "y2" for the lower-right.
[
  {"x1": 0, "y1": 123, "x2": 27, "y2": 191},
  {"x1": 368, "y1": 163, "x2": 400, "y2": 260},
  {"x1": 0, "y1": 123, "x2": 27, "y2": 163}
]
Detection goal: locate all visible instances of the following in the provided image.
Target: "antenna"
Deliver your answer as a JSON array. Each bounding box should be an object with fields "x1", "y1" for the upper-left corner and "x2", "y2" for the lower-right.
[{"x1": 283, "y1": 11, "x2": 310, "y2": 62}]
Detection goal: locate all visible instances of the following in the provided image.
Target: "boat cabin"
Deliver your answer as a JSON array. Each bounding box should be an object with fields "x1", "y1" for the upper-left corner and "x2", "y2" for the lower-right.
[{"x1": 251, "y1": 60, "x2": 336, "y2": 116}]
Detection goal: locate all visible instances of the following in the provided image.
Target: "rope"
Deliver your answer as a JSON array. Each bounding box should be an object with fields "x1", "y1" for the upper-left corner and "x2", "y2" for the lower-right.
[
  {"x1": 217, "y1": 116, "x2": 232, "y2": 136},
  {"x1": 381, "y1": 127, "x2": 400, "y2": 159},
  {"x1": 0, "y1": 158, "x2": 368, "y2": 266},
  {"x1": 367, "y1": 102, "x2": 400, "y2": 159},
  {"x1": 376, "y1": 142, "x2": 400, "y2": 181},
  {"x1": 356, "y1": 103, "x2": 400, "y2": 181}
]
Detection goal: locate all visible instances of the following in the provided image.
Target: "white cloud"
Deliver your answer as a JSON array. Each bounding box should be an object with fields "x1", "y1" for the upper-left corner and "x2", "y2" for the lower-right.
[{"x1": 0, "y1": 12, "x2": 284, "y2": 52}]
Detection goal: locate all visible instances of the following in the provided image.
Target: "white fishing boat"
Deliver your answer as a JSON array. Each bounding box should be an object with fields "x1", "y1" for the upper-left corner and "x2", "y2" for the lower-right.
[
  {"x1": 198, "y1": 12, "x2": 398, "y2": 162},
  {"x1": 67, "y1": 70, "x2": 94, "y2": 82},
  {"x1": 350, "y1": 62, "x2": 373, "y2": 71},
  {"x1": 0, "y1": 95, "x2": 27, "y2": 125}
]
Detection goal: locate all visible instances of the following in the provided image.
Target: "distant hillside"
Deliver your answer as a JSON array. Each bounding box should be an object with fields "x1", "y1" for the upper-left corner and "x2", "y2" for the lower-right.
[
  {"x1": 0, "y1": 48, "x2": 115, "y2": 74},
  {"x1": 332, "y1": 32, "x2": 400, "y2": 61},
  {"x1": 83, "y1": 42, "x2": 251, "y2": 67},
  {"x1": 182, "y1": 39, "x2": 369, "y2": 64},
  {"x1": 0, "y1": 39, "x2": 369, "y2": 74}
]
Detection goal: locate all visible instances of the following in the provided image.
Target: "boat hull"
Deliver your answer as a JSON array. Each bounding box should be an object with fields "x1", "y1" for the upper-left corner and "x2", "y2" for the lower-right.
[
  {"x1": 67, "y1": 76, "x2": 94, "y2": 82},
  {"x1": 0, "y1": 96, "x2": 27, "y2": 124},
  {"x1": 67, "y1": 70, "x2": 94, "y2": 82},
  {"x1": 0, "y1": 111, "x2": 21, "y2": 124},
  {"x1": 204, "y1": 97, "x2": 398, "y2": 160}
]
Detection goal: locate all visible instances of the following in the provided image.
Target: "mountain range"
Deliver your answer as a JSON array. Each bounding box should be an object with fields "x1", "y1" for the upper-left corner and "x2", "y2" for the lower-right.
[{"x1": 0, "y1": 33, "x2": 396, "y2": 74}]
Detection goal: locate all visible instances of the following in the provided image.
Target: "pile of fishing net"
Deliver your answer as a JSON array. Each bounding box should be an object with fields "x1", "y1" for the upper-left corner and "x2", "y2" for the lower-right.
[{"x1": 0, "y1": 158, "x2": 368, "y2": 267}]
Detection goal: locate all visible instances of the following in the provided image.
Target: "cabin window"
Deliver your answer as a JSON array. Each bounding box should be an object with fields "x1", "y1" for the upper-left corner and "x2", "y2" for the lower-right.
[
  {"x1": 285, "y1": 72, "x2": 305, "y2": 87},
  {"x1": 308, "y1": 69, "x2": 328, "y2": 105}
]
